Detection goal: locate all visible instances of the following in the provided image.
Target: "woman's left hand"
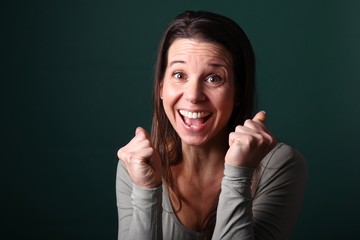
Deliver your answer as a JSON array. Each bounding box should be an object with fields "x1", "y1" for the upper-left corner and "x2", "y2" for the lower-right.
[{"x1": 225, "y1": 111, "x2": 277, "y2": 168}]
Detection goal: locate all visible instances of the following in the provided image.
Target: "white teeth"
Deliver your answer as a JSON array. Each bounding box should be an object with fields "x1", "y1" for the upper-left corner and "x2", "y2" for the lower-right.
[{"x1": 179, "y1": 110, "x2": 210, "y2": 119}]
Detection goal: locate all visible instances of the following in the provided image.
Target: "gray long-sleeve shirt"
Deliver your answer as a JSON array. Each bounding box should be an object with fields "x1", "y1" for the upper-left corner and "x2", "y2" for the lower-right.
[{"x1": 116, "y1": 143, "x2": 307, "y2": 240}]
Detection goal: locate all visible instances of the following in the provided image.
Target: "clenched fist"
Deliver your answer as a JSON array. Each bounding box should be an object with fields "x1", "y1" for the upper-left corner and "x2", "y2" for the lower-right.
[
  {"x1": 117, "y1": 127, "x2": 162, "y2": 188},
  {"x1": 225, "y1": 111, "x2": 277, "y2": 168}
]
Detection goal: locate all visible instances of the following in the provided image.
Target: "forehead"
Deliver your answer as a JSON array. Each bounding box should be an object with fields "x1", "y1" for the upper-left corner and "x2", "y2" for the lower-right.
[{"x1": 167, "y1": 38, "x2": 232, "y2": 65}]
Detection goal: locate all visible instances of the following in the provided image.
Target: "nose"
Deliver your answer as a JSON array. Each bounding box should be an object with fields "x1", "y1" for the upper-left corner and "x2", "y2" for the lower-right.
[{"x1": 185, "y1": 78, "x2": 206, "y2": 103}]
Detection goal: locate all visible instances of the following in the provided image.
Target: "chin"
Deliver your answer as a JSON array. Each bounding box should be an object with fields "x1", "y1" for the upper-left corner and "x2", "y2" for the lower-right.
[{"x1": 177, "y1": 133, "x2": 209, "y2": 147}]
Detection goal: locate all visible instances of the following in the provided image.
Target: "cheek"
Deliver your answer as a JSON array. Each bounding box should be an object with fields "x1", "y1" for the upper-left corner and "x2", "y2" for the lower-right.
[
  {"x1": 213, "y1": 90, "x2": 235, "y2": 118},
  {"x1": 162, "y1": 84, "x2": 179, "y2": 116},
  {"x1": 162, "y1": 81, "x2": 181, "y2": 102},
  {"x1": 214, "y1": 86, "x2": 235, "y2": 105}
]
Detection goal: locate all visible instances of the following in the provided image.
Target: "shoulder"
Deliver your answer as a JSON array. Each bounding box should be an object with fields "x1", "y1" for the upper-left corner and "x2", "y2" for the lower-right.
[
  {"x1": 252, "y1": 143, "x2": 308, "y2": 196},
  {"x1": 261, "y1": 143, "x2": 307, "y2": 172},
  {"x1": 251, "y1": 143, "x2": 308, "y2": 239}
]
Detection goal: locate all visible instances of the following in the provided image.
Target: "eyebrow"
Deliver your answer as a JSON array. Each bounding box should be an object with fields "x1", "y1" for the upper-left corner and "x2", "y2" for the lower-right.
[
  {"x1": 208, "y1": 63, "x2": 227, "y2": 68},
  {"x1": 169, "y1": 60, "x2": 185, "y2": 67}
]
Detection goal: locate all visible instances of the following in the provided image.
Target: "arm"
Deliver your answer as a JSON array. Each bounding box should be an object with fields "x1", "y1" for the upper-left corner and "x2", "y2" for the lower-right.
[
  {"x1": 252, "y1": 144, "x2": 307, "y2": 239},
  {"x1": 116, "y1": 160, "x2": 163, "y2": 240},
  {"x1": 212, "y1": 144, "x2": 307, "y2": 240},
  {"x1": 212, "y1": 163, "x2": 255, "y2": 239}
]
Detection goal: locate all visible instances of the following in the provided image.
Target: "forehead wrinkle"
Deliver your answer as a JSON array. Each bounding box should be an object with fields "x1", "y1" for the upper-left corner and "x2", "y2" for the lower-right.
[{"x1": 167, "y1": 39, "x2": 232, "y2": 69}]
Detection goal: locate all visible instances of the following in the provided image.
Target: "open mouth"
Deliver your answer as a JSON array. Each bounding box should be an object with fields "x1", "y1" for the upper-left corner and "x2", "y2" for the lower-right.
[{"x1": 179, "y1": 110, "x2": 212, "y2": 128}]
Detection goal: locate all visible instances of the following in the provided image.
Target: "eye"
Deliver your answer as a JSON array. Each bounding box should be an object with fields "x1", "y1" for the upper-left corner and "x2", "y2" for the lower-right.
[
  {"x1": 172, "y1": 71, "x2": 185, "y2": 80},
  {"x1": 205, "y1": 74, "x2": 223, "y2": 85}
]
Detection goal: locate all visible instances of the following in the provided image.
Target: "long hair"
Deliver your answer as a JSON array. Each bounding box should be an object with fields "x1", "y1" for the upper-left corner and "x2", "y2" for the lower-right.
[{"x1": 150, "y1": 10, "x2": 256, "y2": 238}]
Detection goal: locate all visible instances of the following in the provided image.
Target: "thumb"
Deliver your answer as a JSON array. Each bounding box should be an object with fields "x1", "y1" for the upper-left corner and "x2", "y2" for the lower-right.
[
  {"x1": 252, "y1": 111, "x2": 267, "y2": 124},
  {"x1": 135, "y1": 126, "x2": 150, "y2": 138}
]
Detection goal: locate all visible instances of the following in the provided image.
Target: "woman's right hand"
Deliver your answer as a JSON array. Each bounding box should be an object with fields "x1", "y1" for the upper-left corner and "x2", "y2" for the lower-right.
[{"x1": 117, "y1": 127, "x2": 162, "y2": 189}]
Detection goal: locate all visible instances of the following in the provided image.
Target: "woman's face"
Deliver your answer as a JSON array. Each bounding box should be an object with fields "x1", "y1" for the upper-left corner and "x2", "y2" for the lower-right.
[{"x1": 161, "y1": 38, "x2": 235, "y2": 147}]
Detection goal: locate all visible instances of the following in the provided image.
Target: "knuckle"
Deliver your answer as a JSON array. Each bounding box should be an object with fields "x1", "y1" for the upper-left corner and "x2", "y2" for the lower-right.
[
  {"x1": 117, "y1": 147, "x2": 125, "y2": 159},
  {"x1": 243, "y1": 134, "x2": 255, "y2": 146},
  {"x1": 243, "y1": 119, "x2": 252, "y2": 127},
  {"x1": 117, "y1": 147, "x2": 133, "y2": 162},
  {"x1": 232, "y1": 135, "x2": 252, "y2": 147},
  {"x1": 235, "y1": 125, "x2": 242, "y2": 132}
]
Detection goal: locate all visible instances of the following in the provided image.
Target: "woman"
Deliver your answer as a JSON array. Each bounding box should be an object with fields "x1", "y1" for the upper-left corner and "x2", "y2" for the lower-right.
[{"x1": 117, "y1": 11, "x2": 307, "y2": 240}]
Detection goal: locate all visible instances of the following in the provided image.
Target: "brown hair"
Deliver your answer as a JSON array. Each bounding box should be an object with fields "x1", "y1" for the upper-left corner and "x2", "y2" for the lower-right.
[{"x1": 150, "y1": 10, "x2": 256, "y2": 238}]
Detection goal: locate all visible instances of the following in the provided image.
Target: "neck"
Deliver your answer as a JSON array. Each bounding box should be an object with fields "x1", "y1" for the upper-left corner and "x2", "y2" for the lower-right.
[
  {"x1": 182, "y1": 128, "x2": 228, "y2": 169},
  {"x1": 168, "y1": 135, "x2": 226, "y2": 232},
  {"x1": 181, "y1": 145, "x2": 225, "y2": 175}
]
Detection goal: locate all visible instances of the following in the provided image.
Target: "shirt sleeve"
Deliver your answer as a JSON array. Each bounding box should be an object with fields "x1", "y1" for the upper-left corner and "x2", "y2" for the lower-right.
[
  {"x1": 116, "y1": 160, "x2": 163, "y2": 240},
  {"x1": 212, "y1": 143, "x2": 307, "y2": 240},
  {"x1": 212, "y1": 163, "x2": 255, "y2": 240}
]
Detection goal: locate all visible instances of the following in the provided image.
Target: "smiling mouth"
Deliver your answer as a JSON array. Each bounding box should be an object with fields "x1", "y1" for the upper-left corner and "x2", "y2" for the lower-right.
[{"x1": 179, "y1": 110, "x2": 212, "y2": 128}]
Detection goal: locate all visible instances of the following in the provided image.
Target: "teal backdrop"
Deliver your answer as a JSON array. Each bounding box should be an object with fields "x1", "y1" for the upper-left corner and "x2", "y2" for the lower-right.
[{"x1": 2, "y1": 0, "x2": 360, "y2": 239}]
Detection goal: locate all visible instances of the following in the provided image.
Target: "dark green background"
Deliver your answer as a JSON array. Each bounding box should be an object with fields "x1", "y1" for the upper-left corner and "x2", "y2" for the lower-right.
[{"x1": 2, "y1": 0, "x2": 360, "y2": 239}]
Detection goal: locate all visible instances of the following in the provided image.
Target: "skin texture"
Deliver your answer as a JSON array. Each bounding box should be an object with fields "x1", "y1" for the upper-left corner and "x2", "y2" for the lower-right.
[
  {"x1": 160, "y1": 39, "x2": 235, "y2": 149},
  {"x1": 226, "y1": 111, "x2": 277, "y2": 168},
  {"x1": 117, "y1": 127, "x2": 162, "y2": 188}
]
